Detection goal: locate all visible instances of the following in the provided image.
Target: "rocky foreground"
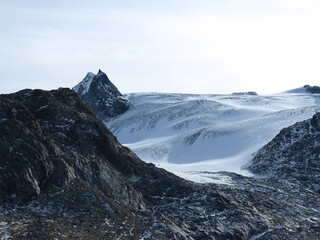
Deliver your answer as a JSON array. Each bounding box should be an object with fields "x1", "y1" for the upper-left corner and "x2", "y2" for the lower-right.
[{"x1": 0, "y1": 88, "x2": 319, "y2": 239}]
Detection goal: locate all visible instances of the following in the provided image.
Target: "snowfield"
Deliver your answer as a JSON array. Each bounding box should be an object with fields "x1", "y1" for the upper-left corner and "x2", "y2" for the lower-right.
[{"x1": 106, "y1": 89, "x2": 320, "y2": 183}]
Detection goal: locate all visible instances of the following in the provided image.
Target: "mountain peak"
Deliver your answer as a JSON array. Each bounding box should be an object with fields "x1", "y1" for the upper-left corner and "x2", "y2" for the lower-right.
[
  {"x1": 73, "y1": 70, "x2": 129, "y2": 119},
  {"x1": 95, "y1": 69, "x2": 111, "y2": 84},
  {"x1": 97, "y1": 69, "x2": 108, "y2": 79}
]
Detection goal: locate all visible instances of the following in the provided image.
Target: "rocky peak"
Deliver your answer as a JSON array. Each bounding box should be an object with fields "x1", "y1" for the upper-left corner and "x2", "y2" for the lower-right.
[
  {"x1": 97, "y1": 69, "x2": 104, "y2": 75},
  {"x1": 73, "y1": 70, "x2": 129, "y2": 120},
  {"x1": 95, "y1": 69, "x2": 111, "y2": 84}
]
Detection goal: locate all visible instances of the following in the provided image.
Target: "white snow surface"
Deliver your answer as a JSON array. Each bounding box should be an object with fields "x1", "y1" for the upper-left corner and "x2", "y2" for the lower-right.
[
  {"x1": 106, "y1": 91, "x2": 320, "y2": 183},
  {"x1": 284, "y1": 86, "x2": 308, "y2": 94}
]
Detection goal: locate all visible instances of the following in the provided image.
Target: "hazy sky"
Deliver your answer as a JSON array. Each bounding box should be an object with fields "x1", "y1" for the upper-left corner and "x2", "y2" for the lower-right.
[{"x1": 1, "y1": 0, "x2": 320, "y2": 94}]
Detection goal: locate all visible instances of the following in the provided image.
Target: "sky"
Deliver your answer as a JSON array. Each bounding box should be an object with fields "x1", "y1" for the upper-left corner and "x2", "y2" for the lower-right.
[{"x1": 0, "y1": 0, "x2": 320, "y2": 95}]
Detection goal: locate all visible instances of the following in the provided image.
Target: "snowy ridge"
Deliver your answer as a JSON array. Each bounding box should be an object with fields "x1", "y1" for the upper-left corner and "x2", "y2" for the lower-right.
[
  {"x1": 73, "y1": 72, "x2": 95, "y2": 96},
  {"x1": 284, "y1": 84, "x2": 320, "y2": 94},
  {"x1": 106, "y1": 91, "x2": 320, "y2": 183}
]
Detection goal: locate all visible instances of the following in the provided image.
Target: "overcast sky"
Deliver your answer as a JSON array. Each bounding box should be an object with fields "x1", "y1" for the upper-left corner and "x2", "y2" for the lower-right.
[{"x1": 1, "y1": 0, "x2": 320, "y2": 94}]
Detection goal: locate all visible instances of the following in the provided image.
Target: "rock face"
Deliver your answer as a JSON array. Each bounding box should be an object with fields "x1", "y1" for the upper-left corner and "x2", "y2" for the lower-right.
[
  {"x1": 304, "y1": 85, "x2": 320, "y2": 94},
  {"x1": 0, "y1": 88, "x2": 320, "y2": 239},
  {"x1": 73, "y1": 70, "x2": 129, "y2": 120},
  {"x1": 0, "y1": 88, "x2": 143, "y2": 208},
  {"x1": 249, "y1": 112, "x2": 320, "y2": 194}
]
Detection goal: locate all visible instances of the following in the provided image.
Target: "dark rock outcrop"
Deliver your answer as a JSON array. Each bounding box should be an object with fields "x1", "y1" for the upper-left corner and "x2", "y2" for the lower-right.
[
  {"x1": 0, "y1": 88, "x2": 143, "y2": 208},
  {"x1": 248, "y1": 112, "x2": 320, "y2": 194},
  {"x1": 73, "y1": 70, "x2": 129, "y2": 120},
  {"x1": 232, "y1": 91, "x2": 258, "y2": 95},
  {"x1": 304, "y1": 85, "x2": 320, "y2": 94}
]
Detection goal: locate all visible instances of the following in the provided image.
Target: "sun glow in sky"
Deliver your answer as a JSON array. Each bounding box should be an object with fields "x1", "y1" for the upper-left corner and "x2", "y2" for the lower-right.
[{"x1": 1, "y1": 0, "x2": 320, "y2": 94}]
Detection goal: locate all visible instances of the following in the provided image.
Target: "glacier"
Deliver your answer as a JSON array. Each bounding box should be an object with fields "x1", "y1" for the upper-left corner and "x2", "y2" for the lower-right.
[{"x1": 105, "y1": 90, "x2": 320, "y2": 183}]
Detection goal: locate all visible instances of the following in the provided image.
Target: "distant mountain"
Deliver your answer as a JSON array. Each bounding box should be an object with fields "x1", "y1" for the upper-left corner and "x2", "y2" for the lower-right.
[
  {"x1": 1, "y1": 88, "x2": 320, "y2": 239},
  {"x1": 285, "y1": 85, "x2": 320, "y2": 94},
  {"x1": 73, "y1": 70, "x2": 129, "y2": 120},
  {"x1": 304, "y1": 85, "x2": 320, "y2": 94},
  {"x1": 232, "y1": 91, "x2": 257, "y2": 95},
  {"x1": 248, "y1": 112, "x2": 320, "y2": 194}
]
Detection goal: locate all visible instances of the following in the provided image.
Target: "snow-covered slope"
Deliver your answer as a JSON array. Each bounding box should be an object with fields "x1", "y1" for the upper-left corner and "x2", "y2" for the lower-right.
[
  {"x1": 106, "y1": 90, "x2": 320, "y2": 183},
  {"x1": 285, "y1": 85, "x2": 320, "y2": 94},
  {"x1": 73, "y1": 72, "x2": 95, "y2": 96}
]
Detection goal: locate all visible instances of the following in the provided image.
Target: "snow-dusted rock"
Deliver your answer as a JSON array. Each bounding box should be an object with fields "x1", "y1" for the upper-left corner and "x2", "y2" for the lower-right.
[
  {"x1": 249, "y1": 112, "x2": 320, "y2": 194},
  {"x1": 73, "y1": 70, "x2": 128, "y2": 120}
]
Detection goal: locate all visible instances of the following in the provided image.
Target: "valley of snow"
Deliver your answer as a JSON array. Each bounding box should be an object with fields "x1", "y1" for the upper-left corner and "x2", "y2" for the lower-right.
[{"x1": 106, "y1": 90, "x2": 320, "y2": 183}]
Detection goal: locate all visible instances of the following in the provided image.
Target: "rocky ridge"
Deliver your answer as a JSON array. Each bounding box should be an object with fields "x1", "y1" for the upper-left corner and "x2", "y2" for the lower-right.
[
  {"x1": 304, "y1": 85, "x2": 320, "y2": 94},
  {"x1": 232, "y1": 91, "x2": 257, "y2": 95},
  {"x1": 249, "y1": 112, "x2": 320, "y2": 195},
  {"x1": 0, "y1": 88, "x2": 319, "y2": 239},
  {"x1": 0, "y1": 88, "x2": 144, "y2": 208},
  {"x1": 73, "y1": 70, "x2": 129, "y2": 120}
]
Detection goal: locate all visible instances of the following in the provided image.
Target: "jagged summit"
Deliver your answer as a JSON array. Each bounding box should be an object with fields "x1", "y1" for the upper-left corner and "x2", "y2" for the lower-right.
[
  {"x1": 73, "y1": 70, "x2": 129, "y2": 120},
  {"x1": 97, "y1": 69, "x2": 104, "y2": 75},
  {"x1": 73, "y1": 70, "x2": 111, "y2": 96}
]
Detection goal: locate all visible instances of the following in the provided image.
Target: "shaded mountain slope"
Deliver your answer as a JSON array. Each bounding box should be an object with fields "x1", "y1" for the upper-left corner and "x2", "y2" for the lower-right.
[
  {"x1": 0, "y1": 88, "x2": 192, "y2": 208},
  {"x1": 249, "y1": 112, "x2": 320, "y2": 194},
  {"x1": 0, "y1": 88, "x2": 143, "y2": 208}
]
